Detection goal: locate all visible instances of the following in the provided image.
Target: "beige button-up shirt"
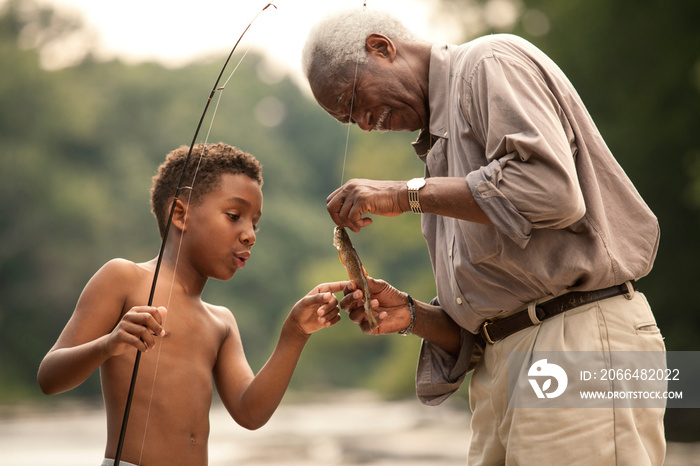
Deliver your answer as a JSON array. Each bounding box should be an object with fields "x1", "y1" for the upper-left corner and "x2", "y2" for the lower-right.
[{"x1": 414, "y1": 35, "x2": 659, "y2": 404}]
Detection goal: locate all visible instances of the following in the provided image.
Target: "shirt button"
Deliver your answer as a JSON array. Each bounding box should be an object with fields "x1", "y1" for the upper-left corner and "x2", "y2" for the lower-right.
[
  {"x1": 456, "y1": 298, "x2": 463, "y2": 305},
  {"x1": 448, "y1": 249, "x2": 452, "y2": 258}
]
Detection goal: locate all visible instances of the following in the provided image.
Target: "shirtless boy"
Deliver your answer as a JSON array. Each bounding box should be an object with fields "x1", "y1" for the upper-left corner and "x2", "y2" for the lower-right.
[{"x1": 38, "y1": 143, "x2": 347, "y2": 466}]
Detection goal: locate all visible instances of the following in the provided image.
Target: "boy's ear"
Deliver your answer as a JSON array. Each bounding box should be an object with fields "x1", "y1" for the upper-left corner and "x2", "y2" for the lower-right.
[
  {"x1": 171, "y1": 199, "x2": 188, "y2": 233},
  {"x1": 365, "y1": 33, "x2": 396, "y2": 61}
]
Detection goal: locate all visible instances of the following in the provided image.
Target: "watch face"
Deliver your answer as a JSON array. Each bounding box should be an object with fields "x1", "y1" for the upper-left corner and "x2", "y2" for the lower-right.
[{"x1": 408, "y1": 178, "x2": 426, "y2": 189}]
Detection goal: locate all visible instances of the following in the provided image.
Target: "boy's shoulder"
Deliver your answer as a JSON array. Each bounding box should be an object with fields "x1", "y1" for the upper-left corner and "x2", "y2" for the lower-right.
[
  {"x1": 98, "y1": 258, "x2": 150, "y2": 280},
  {"x1": 203, "y1": 301, "x2": 236, "y2": 322},
  {"x1": 200, "y1": 301, "x2": 241, "y2": 337},
  {"x1": 88, "y1": 258, "x2": 153, "y2": 294},
  {"x1": 75, "y1": 258, "x2": 153, "y2": 319}
]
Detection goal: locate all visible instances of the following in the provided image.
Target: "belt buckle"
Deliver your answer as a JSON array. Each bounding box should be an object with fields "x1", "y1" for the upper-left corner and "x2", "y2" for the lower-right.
[{"x1": 481, "y1": 320, "x2": 496, "y2": 345}]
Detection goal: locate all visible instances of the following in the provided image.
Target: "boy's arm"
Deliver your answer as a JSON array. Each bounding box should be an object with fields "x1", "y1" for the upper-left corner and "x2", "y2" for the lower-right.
[
  {"x1": 213, "y1": 281, "x2": 347, "y2": 430},
  {"x1": 37, "y1": 259, "x2": 165, "y2": 395}
]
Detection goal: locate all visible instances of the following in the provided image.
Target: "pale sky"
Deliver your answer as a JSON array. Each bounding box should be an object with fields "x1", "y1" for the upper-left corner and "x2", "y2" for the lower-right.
[{"x1": 34, "y1": 0, "x2": 473, "y2": 86}]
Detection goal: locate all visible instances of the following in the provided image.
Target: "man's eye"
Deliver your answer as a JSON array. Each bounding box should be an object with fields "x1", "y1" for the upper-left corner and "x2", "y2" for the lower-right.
[
  {"x1": 253, "y1": 224, "x2": 260, "y2": 232},
  {"x1": 227, "y1": 213, "x2": 240, "y2": 221}
]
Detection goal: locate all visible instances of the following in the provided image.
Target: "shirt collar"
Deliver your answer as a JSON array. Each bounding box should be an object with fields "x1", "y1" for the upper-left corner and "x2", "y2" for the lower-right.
[
  {"x1": 427, "y1": 43, "x2": 452, "y2": 137},
  {"x1": 412, "y1": 43, "x2": 452, "y2": 159}
]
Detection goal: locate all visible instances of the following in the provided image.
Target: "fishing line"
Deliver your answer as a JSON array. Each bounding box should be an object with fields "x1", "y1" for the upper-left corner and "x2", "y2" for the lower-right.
[
  {"x1": 136, "y1": 44, "x2": 256, "y2": 462},
  {"x1": 136, "y1": 36, "x2": 263, "y2": 466},
  {"x1": 114, "y1": 4, "x2": 277, "y2": 465},
  {"x1": 340, "y1": 1, "x2": 367, "y2": 186}
]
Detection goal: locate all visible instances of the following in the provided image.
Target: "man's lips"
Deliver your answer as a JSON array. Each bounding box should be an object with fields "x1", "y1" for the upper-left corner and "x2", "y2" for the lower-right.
[
  {"x1": 384, "y1": 109, "x2": 392, "y2": 131},
  {"x1": 374, "y1": 107, "x2": 391, "y2": 132}
]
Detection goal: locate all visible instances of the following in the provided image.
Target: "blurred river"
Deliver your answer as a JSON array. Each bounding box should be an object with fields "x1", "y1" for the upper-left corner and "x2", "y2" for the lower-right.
[{"x1": 0, "y1": 391, "x2": 698, "y2": 465}]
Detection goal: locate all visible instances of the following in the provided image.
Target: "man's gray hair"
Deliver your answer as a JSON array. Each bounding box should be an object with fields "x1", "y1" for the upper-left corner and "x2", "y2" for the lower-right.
[{"x1": 302, "y1": 9, "x2": 420, "y2": 84}]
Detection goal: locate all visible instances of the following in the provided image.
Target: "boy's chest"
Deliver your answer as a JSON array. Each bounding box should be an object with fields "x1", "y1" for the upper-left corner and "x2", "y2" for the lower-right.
[
  {"x1": 122, "y1": 284, "x2": 228, "y2": 373},
  {"x1": 158, "y1": 307, "x2": 226, "y2": 366},
  {"x1": 127, "y1": 308, "x2": 226, "y2": 400}
]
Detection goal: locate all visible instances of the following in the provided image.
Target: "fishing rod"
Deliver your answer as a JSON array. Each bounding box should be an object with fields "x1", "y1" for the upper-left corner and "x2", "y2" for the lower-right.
[{"x1": 114, "y1": 4, "x2": 277, "y2": 464}]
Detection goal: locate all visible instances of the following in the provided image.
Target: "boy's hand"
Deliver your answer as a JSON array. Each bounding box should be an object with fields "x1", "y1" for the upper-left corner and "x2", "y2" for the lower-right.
[
  {"x1": 104, "y1": 306, "x2": 167, "y2": 356},
  {"x1": 289, "y1": 281, "x2": 348, "y2": 335},
  {"x1": 340, "y1": 277, "x2": 411, "y2": 335}
]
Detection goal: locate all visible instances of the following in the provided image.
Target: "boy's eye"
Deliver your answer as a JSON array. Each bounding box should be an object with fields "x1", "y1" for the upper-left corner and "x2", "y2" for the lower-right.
[{"x1": 228, "y1": 213, "x2": 260, "y2": 232}]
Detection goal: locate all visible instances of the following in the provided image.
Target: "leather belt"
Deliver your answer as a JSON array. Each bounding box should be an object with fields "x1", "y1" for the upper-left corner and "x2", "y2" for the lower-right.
[{"x1": 478, "y1": 281, "x2": 637, "y2": 345}]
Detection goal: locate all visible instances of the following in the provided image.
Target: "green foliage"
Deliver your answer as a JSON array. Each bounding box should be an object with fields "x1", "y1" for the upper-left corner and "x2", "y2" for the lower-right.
[
  {"x1": 0, "y1": 0, "x2": 438, "y2": 402},
  {"x1": 2, "y1": 3, "x2": 700, "y2": 441},
  {"x1": 366, "y1": 335, "x2": 423, "y2": 399}
]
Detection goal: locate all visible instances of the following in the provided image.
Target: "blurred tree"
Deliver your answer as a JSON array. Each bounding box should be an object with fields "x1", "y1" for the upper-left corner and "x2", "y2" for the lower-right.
[
  {"x1": 2, "y1": 0, "x2": 699, "y2": 440},
  {"x1": 0, "y1": 0, "x2": 436, "y2": 404}
]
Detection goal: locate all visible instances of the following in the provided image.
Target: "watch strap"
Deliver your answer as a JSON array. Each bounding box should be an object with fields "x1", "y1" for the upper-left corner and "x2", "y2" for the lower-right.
[{"x1": 407, "y1": 178, "x2": 424, "y2": 214}]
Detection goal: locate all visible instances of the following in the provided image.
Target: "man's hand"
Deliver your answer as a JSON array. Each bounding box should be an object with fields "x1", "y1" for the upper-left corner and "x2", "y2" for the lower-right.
[
  {"x1": 340, "y1": 277, "x2": 412, "y2": 335},
  {"x1": 327, "y1": 179, "x2": 408, "y2": 232}
]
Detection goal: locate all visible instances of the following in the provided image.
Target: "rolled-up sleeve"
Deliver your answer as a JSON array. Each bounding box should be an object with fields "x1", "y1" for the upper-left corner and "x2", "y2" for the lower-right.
[
  {"x1": 416, "y1": 327, "x2": 482, "y2": 406},
  {"x1": 463, "y1": 51, "x2": 586, "y2": 247}
]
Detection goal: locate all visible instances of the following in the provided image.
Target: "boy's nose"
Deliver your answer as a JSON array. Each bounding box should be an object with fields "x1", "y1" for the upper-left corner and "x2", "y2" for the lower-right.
[{"x1": 240, "y1": 225, "x2": 256, "y2": 246}]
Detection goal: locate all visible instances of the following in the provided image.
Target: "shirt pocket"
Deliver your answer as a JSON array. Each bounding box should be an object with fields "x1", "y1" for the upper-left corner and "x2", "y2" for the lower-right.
[
  {"x1": 426, "y1": 138, "x2": 448, "y2": 177},
  {"x1": 454, "y1": 221, "x2": 503, "y2": 265}
]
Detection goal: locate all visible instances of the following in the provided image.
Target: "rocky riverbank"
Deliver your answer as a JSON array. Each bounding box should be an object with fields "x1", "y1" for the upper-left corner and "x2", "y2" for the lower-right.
[{"x1": 1, "y1": 391, "x2": 697, "y2": 465}]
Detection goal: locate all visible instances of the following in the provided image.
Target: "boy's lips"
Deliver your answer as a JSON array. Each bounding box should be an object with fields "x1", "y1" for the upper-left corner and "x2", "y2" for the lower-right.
[{"x1": 234, "y1": 251, "x2": 251, "y2": 267}]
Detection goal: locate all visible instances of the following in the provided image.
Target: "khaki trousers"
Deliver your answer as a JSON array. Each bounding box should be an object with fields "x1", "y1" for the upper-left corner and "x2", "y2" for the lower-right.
[{"x1": 468, "y1": 291, "x2": 666, "y2": 466}]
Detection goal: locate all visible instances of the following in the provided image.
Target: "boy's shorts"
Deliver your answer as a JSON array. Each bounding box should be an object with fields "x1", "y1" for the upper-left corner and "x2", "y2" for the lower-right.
[{"x1": 102, "y1": 460, "x2": 138, "y2": 466}]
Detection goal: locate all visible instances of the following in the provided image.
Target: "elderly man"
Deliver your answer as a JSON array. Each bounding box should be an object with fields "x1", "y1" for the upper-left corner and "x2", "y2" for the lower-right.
[{"x1": 303, "y1": 9, "x2": 665, "y2": 466}]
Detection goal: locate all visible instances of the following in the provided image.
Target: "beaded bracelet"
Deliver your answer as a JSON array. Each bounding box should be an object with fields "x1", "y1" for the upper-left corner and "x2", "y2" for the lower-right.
[{"x1": 398, "y1": 294, "x2": 415, "y2": 336}]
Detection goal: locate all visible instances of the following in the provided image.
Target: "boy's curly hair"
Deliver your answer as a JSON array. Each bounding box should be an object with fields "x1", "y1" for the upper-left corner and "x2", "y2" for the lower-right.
[{"x1": 151, "y1": 143, "x2": 263, "y2": 238}]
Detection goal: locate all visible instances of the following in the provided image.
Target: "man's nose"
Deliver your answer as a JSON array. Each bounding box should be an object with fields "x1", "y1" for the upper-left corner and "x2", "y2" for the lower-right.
[{"x1": 354, "y1": 110, "x2": 373, "y2": 132}]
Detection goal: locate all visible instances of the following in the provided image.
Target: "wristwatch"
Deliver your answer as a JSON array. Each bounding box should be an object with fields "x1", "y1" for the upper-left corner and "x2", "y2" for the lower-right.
[{"x1": 406, "y1": 177, "x2": 426, "y2": 214}]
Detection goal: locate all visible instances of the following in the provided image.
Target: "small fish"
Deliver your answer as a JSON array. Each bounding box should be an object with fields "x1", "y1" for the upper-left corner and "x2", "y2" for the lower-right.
[{"x1": 333, "y1": 226, "x2": 378, "y2": 329}]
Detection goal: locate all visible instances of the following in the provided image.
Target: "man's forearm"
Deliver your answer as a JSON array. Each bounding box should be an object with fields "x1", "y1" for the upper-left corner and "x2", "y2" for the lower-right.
[
  {"x1": 400, "y1": 177, "x2": 492, "y2": 225},
  {"x1": 410, "y1": 299, "x2": 463, "y2": 356}
]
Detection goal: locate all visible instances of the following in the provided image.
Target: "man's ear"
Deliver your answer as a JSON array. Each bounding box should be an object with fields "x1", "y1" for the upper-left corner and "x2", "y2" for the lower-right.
[
  {"x1": 171, "y1": 198, "x2": 188, "y2": 233},
  {"x1": 365, "y1": 33, "x2": 396, "y2": 61}
]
